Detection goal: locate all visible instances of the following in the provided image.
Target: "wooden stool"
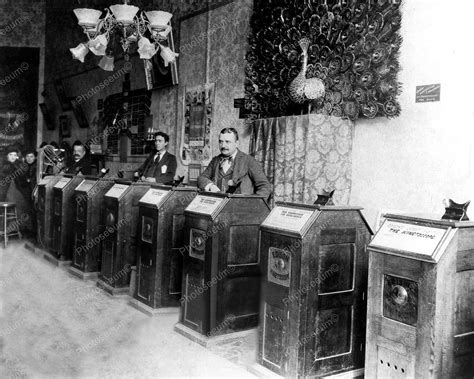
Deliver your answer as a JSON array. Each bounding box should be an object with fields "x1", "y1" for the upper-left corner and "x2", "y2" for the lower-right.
[{"x1": 0, "y1": 202, "x2": 22, "y2": 248}]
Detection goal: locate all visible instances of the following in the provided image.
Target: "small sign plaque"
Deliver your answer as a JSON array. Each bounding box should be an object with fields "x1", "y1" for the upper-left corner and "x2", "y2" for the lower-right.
[
  {"x1": 186, "y1": 195, "x2": 225, "y2": 215},
  {"x1": 105, "y1": 184, "x2": 129, "y2": 198},
  {"x1": 75, "y1": 179, "x2": 96, "y2": 193},
  {"x1": 370, "y1": 220, "x2": 447, "y2": 257},
  {"x1": 262, "y1": 206, "x2": 316, "y2": 233},
  {"x1": 139, "y1": 188, "x2": 169, "y2": 206},
  {"x1": 54, "y1": 177, "x2": 72, "y2": 189},
  {"x1": 416, "y1": 84, "x2": 441, "y2": 102}
]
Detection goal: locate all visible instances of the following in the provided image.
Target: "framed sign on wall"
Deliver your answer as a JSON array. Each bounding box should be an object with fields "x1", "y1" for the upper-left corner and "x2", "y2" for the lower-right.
[{"x1": 179, "y1": 83, "x2": 215, "y2": 167}]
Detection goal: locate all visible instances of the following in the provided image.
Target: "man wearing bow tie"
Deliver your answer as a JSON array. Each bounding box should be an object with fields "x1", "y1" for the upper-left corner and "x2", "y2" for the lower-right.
[
  {"x1": 198, "y1": 128, "x2": 272, "y2": 198},
  {"x1": 135, "y1": 131, "x2": 177, "y2": 184}
]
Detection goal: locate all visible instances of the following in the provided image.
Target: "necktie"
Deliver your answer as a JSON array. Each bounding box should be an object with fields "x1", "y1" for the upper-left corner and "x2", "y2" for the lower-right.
[
  {"x1": 220, "y1": 156, "x2": 232, "y2": 173},
  {"x1": 154, "y1": 152, "x2": 162, "y2": 162}
]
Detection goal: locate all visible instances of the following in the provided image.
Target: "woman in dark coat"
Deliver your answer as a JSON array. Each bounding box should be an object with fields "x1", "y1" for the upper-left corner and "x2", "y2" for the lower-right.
[
  {"x1": 24, "y1": 149, "x2": 37, "y2": 195},
  {"x1": 1, "y1": 147, "x2": 35, "y2": 239}
]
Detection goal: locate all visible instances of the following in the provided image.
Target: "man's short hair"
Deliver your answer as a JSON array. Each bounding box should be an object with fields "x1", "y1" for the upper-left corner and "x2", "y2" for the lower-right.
[
  {"x1": 154, "y1": 131, "x2": 170, "y2": 143},
  {"x1": 220, "y1": 128, "x2": 239, "y2": 141}
]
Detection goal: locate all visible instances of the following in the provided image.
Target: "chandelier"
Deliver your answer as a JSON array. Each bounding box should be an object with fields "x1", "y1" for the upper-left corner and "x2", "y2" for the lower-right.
[{"x1": 70, "y1": 1, "x2": 178, "y2": 71}]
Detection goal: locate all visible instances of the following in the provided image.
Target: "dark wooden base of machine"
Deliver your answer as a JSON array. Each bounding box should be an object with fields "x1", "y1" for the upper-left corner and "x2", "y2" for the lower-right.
[
  {"x1": 24, "y1": 242, "x2": 44, "y2": 258},
  {"x1": 96, "y1": 278, "x2": 130, "y2": 297},
  {"x1": 128, "y1": 298, "x2": 179, "y2": 316},
  {"x1": 248, "y1": 364, "x2": 364, "y2": 379},
  {"x1": 68, "y1": 266, "x2": 99, "y2": 281},
  {"x1": 174, "y1": 322, "x2": 256, "y2": 348},
  {"x1": 43, "y1": 251, "x2": 71, "y2": 267}
]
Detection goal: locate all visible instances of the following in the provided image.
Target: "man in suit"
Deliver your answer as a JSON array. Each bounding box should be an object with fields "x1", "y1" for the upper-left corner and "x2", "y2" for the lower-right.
[
  {"x1": 134, "y1": 131, "x2": 177, "y2": 184},
  {"x1": 65, "y1": 141, "x2": 92, "y2": 175},
  {"x1": 198, "y1": 128, "x2": 272, "y2": 198}
]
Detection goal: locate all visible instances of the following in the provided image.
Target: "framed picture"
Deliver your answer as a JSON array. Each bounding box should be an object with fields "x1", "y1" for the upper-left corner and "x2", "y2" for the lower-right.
[
  {"x1": 180, "y1": 83, "x2": 214, "y2": 166},
  {"x1": 70, "y1": 98, "x2": 89, "y2": 128},
  {"x1": 59, "y1": 114, "x2": 71, "y2": 138},
  {"x1": 144, "y1": 27, "x2": 178, "y2": 90}
]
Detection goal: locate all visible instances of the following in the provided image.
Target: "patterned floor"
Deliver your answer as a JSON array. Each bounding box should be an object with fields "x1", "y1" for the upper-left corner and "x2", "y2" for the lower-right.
[{"x1": 0, "y1": 241, "x2": 257, "y2": 378}]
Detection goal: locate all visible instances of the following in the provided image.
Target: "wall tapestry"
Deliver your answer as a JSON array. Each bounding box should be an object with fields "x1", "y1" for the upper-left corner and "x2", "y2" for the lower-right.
[
  {"x1": 245, "y1": 0, "x2": 402, "y2": 121},
  {"x1": 180, "y1": 83, "x2": 215, "y2": 166}
]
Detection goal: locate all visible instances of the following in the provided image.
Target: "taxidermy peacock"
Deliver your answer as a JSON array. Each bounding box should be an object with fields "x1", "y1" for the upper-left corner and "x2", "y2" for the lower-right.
[
  {"x1": 245, "y1": 0, "x2": 403, "y2": 121},
  {"x1": 288, "y1": 38, "x2": 326, "y2": 104}
]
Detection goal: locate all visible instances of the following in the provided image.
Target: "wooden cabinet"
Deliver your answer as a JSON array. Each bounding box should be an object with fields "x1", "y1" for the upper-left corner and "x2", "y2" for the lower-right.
[
  {"x1": 177, "y1": 193, "x2": 270, "y2": 337},
  {"x1": 133, "y1": 185, "x2": 197, "y2": 309},
  {"x1": 50, "y1": 175, "x2": 84, "y2": 261},
  {"x1": 71, "y1": 178, "x2": 114, "y2": 277},
  {"x1": 97, "y1": 181, "x2": 150, "y2": 295},
  {"x1": 366, "y1": 214, "x2": 474, "y2": 378},
  {"x1": 36, "y1": 175, "x2": 61, "y2": 250},
  {"x1": 256, "y1": 202, "x2": 372, "y2": 377}
]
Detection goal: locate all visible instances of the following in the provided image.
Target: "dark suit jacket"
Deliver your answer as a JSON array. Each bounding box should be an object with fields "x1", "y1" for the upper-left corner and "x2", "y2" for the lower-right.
[
  {"x1": 65, "y1": 156, "x2": 92, "y2": 175},
  {"x1": 198, "y1": 149, "x2": 272, "y2": 198},
  {"x1": 137, "y1": 150, "x2": 177, "y2": 184}
]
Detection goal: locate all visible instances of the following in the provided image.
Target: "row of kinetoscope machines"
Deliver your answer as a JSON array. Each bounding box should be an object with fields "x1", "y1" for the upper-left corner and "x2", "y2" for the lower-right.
[{"x1": 34, "y1": 173, "x2": 472, "y2": 378}]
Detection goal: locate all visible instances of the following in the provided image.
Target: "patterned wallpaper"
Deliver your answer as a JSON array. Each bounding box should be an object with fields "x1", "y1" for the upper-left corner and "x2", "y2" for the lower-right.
[
  {"x1": 208, "y1": 0, "x2": 252, "y2": 154},
  {"x1": 152, "y1": 85, "x2": 178, "y2": 147},
  {"x1": 0, "y1": 0, "x2": 45, "y2": 48},
  {"x1": 172, "y1": 0, "x2": 253, "y2": 178}
]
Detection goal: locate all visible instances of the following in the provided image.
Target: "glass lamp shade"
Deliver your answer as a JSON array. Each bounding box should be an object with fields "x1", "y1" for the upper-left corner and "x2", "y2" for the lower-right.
[
  {"x1": 159, "y1": 45, "x2": 178, "y2": 66},
  {"x1": 98, "y1": 55, "x2": 114, "y2": 71},
  {"x1": 145, "y1": 11, "x2": 172, "y2": 28},
  {"x1": 137, "y1": 37, "x2": 157, "y2": 59},
  {"x1": 70, "y1": 43, "x2": 89, "y2": 63},
  {"x1": 109, "y1": 4, "x2": 139, "y2": 25},
  {"x1": 89, "y1": 34, "x2": 108, "y2": 56},
  {"x1": 73, "y1": 8, "x2": 103, "y2": 27}
]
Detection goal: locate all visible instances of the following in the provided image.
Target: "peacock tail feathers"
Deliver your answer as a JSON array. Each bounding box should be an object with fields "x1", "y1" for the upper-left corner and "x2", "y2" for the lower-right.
[{"x1": 245, "y1": 0, "x2": 404, "y2": 121}]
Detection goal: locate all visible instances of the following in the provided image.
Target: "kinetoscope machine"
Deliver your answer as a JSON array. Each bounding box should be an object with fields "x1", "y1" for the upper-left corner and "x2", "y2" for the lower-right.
[
  {"x1": 130, "y1": 185, "x2": 197, "y2": 314},
  {"x1": 253, "y1": 202, "x2": 372, "y2": 378},
  {"x1": 176, "y1": 193, "x2": 270, "y2": 341},
  {"x1": 97, "y1": 181, "x2": 150, "y2": 295},
  {"x1": 69, "y1": 177, "x2": 115, "y2": 280},
  {"x1": 366, "y1": 214, "x2": 473, "y2": 378}
]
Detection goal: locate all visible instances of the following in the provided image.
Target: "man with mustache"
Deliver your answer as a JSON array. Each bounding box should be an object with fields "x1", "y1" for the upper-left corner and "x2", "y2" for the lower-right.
[
  {"x1": 66, "y1": 141, "x2": 92, "y2": 175},
  {"x1": 197, "y1": 128, "x2": 271, "y2": 198}
]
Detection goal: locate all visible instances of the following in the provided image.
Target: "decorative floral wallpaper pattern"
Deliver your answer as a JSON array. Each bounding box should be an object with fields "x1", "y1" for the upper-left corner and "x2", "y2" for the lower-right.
[{"x1": 251, "y1": 114, "x2": 354, "y2": 205}]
